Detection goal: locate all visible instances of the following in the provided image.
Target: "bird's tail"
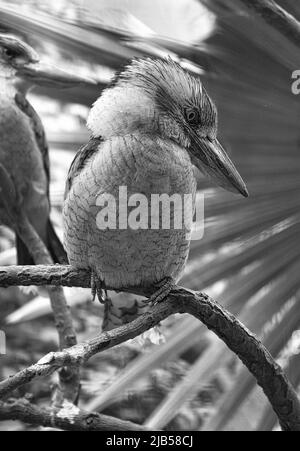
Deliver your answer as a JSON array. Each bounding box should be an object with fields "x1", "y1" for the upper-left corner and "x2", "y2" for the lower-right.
[
  {"x1": 102, "y1": 293, "x2": 149, "y2": 332},
  {"x1": 16, "y1": 236, "x2": 35, "y2": 265},
  {"x1": 46, "y1": 220, "x2": 68, "y2": 264},
  {"x1": 16, "y1": 220, "x2": 68, "y2": 265}
]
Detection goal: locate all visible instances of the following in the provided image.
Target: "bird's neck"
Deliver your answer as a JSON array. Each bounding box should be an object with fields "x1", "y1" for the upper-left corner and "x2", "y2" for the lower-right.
[
  {"x1": 88, "y1": 86, "x2": 158, "y2": 139},
  {"x1": 0, "y1": 77, "x2": 17, "y2": 100}
]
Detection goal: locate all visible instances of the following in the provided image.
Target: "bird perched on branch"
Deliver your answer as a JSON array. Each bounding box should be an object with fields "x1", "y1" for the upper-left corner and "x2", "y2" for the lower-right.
[
  {"x1": 64, "y1": 57, "x2": 248, "y2": 330},
  {"x1": 0, "y1": 34, "x2": 90, "y2": 265}
]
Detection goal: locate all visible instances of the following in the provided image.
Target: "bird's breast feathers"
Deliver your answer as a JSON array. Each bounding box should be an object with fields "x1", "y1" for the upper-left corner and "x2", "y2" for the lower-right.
[
  {"x1": 63, "y1": 133, "x2": 197, "y2": 287},
  {"x1": 70, "y1": 133, "x2": 196, "y2": 198}
]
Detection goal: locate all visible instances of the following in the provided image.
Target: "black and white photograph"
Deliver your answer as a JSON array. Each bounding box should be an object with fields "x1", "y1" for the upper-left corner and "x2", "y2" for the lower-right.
[{"x1": 0, "y1": 0, "x2": 299, "y2": 434}]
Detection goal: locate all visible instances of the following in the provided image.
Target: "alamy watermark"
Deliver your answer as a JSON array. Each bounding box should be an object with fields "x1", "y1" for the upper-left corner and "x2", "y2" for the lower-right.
[
  {"x1": 95, "y1": 186, "x2": 205, "y2": 241},
  {"x1": 0, "y1": 330, "x2": 6, "y2": 355},
  {"x1": 291, "y1": 70, "x2": 300, "y2": 95}
]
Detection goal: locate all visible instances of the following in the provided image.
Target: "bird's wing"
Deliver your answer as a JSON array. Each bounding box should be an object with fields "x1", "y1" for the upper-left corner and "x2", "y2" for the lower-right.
[
  {"x1": 14, "y1": 92, "x2": 50, "y2": 191},
  {"x1": 65, "y1": 136, "x2": 104, "y2": 198},
  {"x1": 14, "y1": 92, "x2": 68, "y2": 264}
]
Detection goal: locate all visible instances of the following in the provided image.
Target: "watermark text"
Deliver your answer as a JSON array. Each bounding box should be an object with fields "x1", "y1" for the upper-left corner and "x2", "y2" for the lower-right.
[
  {"x1": 0, "y1": 330, "x2": 6, "y2": 355},
  {"x1": 95, "y1": 187, "x2": 205, "y2": 241},
  {"x1": 292, "y1": 70, "x2": 300, "y2": 95}
]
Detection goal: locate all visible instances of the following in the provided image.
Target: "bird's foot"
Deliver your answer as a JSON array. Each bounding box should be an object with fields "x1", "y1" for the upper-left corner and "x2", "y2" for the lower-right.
[
  {"x1": 90, "y1": 271, "x2": 110, "y2": 304},
  {"x1": 148, "y1": 277, "x2": 175, "y2": 306}
]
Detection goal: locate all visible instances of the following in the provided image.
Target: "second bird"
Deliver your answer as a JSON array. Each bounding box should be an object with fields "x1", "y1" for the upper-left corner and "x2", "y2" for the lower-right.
[{"x1": 0, "y1": 34, "x2": 88, "y2": 264}]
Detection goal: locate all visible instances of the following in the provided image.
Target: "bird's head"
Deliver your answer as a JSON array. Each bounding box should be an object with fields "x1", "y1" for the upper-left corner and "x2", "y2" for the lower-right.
[
  {"x1": 0, "y1": 34, "x2": 91, "y2": 92},
  {"x1": 88, "y1": 57, "x2": 248, "y2": 197}
]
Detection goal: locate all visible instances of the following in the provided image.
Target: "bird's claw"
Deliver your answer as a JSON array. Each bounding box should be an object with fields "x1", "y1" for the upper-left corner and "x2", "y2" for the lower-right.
[
  {"x1": 91, "y1": 272, "x2": 110, "y2": 304},
  {"x1": 148, "y1": 277, "x2": 175, "y2": 306}
]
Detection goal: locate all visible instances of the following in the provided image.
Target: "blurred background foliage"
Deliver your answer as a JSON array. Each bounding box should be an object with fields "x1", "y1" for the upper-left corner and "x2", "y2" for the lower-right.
[{"x1": 0, "y1": 0, "x2": 299, "y2": 432}]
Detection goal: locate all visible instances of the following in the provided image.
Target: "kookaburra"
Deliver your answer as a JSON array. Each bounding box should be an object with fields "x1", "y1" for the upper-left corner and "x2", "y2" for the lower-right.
[
  {"x1": 0, "y1": 34, "x2": 87, "y2": 264},
  {"x1": 63, "y1": 57, "x2": 248, "y2": 330}
]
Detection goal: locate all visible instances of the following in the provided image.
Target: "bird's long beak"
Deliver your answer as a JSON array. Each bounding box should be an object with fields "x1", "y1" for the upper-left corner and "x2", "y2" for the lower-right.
[
  {"x1": 189, "y1": 135, "x2": 249, "y2": 197},
  {"x1": 16, "y1": 62, "x2": 94, "y2": 89}
]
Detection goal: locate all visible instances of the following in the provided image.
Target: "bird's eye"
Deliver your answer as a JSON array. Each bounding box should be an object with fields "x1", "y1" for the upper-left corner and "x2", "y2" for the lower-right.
[{"x1": 184, "y1": 107, "x2": 199, "y2": 126}]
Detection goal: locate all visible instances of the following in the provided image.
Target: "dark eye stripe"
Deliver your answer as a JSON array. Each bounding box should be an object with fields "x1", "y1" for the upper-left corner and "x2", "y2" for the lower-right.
[{"x1": 4, "y1": 47, "x2": 25, "y2": 59}]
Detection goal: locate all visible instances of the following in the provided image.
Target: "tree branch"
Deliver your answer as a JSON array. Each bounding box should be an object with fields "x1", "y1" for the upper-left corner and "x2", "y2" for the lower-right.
[
  {"x1": 238, "y1": 0, "x2": 300, "y2": 47},
  {"x1": 0, "y1": 297, "x2": 173, "y2": 398},
  {"x1": 0, "y1": 264, "x2": 92, "y2": 289},
  {"x1": 0, "y1": 399, "x2": 147, "y2": 431},
  {"x1": 0, "y1": 266, "x2": 299, "y2": 431},
  {"x1": 0, "y1": 264, "x2": 149, "y2": 294}
]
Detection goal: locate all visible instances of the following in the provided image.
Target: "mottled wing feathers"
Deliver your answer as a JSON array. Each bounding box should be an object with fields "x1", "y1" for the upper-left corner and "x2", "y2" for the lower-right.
[
  {"x1": 14, "y1": 93, "x2": 50, "y2": 188},
  {"x1": 14, "y1": 92, "x2": 68, "y2": 265},
  {"x1": 65, "y1": 136, "x2": 103, "y2": 198}
]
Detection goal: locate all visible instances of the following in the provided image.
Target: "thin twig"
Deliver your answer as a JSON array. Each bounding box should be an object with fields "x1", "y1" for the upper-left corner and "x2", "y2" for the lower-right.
[
  {"x1": 0, "y1": 267, "x2": 299, "y2": 431},
  {"x1": 238, "y1": 0, "x2": 300, "y2": 47},
  {"x1": 0, "y1": 399, "x2": 148, "y2": 431},
  {"x1": 0, "y1": 297, "x2": 173, "y2": 398},
  {"x1": 5, "y1": 210, "x2": 80, "y2": 402},
  {"x1": 16, "y1": 216, "x2": 77, "y2": 349}
]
